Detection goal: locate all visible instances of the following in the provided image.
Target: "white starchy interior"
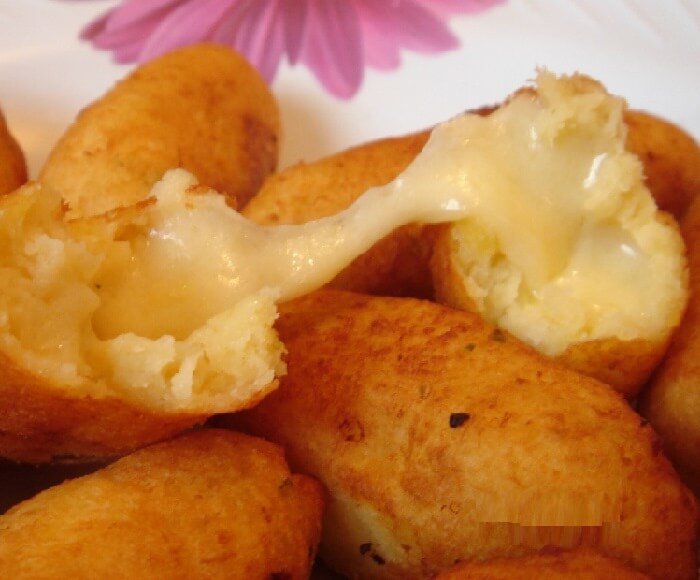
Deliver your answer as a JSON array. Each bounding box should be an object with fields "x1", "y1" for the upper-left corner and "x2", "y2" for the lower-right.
[
  {"x1": 0, "y1": 177, "x2": 286, "y2": 412},
  {"x1": 442, "y1": 71, "x2": 686, "y2": 355}
]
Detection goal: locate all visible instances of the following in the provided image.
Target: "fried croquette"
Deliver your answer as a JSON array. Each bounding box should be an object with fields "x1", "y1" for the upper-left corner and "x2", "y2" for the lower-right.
[
  {"x1": 429, "y1": 71, "x2": 687, "y2": 397},
  {"x1": 432, "y1": 547, "x2": 650, "y2": 579},
  {"x1": 40, "y1": 43, "x2": 279, "y2": 217},
  {"x1": 225, "y1": 289, "x2": 698, "y2": 580},
  {"x1": 640, "y1": 194, "x2": 700, "y2": 497},
  {"x1": 0, "y1": 107, "x2": 26, "y2": 195},
  {"x1": 0, "y1": 429, "x2": 324, "y2": 579},
  {"x1": 624, "y1": 109, "x2": 700, "y2": 219},
  {"x1": 0, "y1": 171, "x2": 286, "y2": 461}
]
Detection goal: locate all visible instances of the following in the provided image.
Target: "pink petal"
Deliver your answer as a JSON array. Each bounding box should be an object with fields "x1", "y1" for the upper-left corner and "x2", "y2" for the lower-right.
[
  {"x1": 299, "y1": 0, "x2": 363, "y2": 99},
  {"x1": 384, "y1": 0, "x2": 460, "y2": 53},
  {"x1": 79, "y1": 0, "x2": 187, "y2": 63},
  {"x1": 80, "y1": 11, "x2": 112, "y2": 41},
  {"x1": 91, "y1": 21, "x2": 160, "y2": 63},
  {"x1": 352, "y1": 1, "x2": 403, "y2": 70},
  {"x1": 73, "y1": 0, "x2": 506, "y2": 98},
  {"x1": 99, "y1": 0, "x2": 186, "y2": 31},
  {"x1": 280, "y1": 0, "x2": 308, "y2": 64},
  {"x1": 138, "y1": 0, "x2": 236, "y2": 61},
  {"x1": 354, "y1": 0, "x2": 461, "y2": 71},
  {"x1": 81, "y1": 8, "x2": 165, "y2": 63},
  {"x1": 211, "y1": 0, "x2": 286, "y2": 82}
]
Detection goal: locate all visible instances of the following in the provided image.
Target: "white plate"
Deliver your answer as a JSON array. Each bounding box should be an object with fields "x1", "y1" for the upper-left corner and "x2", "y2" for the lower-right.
[
  {"x1": 0, "y1": 1, "x2": 698, "y2": 573},
  {"x1": 0, "y1": 0, "x2": 699, "y2": 178}
]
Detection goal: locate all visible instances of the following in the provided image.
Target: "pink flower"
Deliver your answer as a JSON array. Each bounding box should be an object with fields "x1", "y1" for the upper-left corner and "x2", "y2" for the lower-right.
[{"x1": 77, "y1": 0, "x2": 505, "y2": 99}]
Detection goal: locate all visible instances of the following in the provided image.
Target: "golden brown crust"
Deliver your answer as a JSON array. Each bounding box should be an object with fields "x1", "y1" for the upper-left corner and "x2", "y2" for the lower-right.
[
  {"x1": 40, "y1": 43, "x2": 279, "y2": 217},
  {"x1": 433, "y1": 547, "x2": 650, "y2": 579},
  {"x1": 0, "y1": 429, "x2": 325, "y2": 578},
  {"x1": 624, "y1": 109, "x2": 700, "y2": 219},
  {"x1": 0, "y1": 107, "x2": 27, "y2": 195},
  {"x1": 0, "y1": 346, "x2": 208, "y2": 462},
  {"x1": 429, "y1": 209, "x2": 683, "y2": 399},
  {"x1": 225, "y1": 290, "x2": 698, "y2": 580},
  {"x1": 640, "y1": 195, "x2": 700, "y2": 496},
  {"x1": 555, "y1": 336, "x2": 672, "y2": 398},
  {"x1": 0, "y1": 177, "x2": 283, "y2": 463},
  {"x1": 245, "y1": 130, "x2": 435, "y2": 298},
  {"x1": 431, "y1": 220, "x2": 675, "y2": 396},
  {"x1": 0, "y1": 330, "x2": 282, "y2": 462},
  {"x1": 244, "y1": 131, "x2": 428, "y2": 225}
]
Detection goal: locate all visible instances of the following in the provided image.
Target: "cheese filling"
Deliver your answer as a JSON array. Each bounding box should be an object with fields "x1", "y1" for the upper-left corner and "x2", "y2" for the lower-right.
[
  {"x1": 443, "y1": 72, "x2": 686, "y2": 354},
  {"x1": 90, "y1": 170, "x2": 469, "y2": 341}
]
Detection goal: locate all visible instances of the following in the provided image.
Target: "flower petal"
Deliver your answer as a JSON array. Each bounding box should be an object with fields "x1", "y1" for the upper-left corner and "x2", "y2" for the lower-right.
[
  {"x1": 88, "y1": 17, "x2": 163, "y2": 63},
  {"x1": 211, "y1": 0, "x2": 286, "y2": 83},
  {"x1": 385, "y1": 0, "x2": 460, "y2": 53},
  {"x1": 99, "y1": 0, "x2": 186, "y2": 32},
  {"x1": 354, "y1": 0, "x2": 462, "y2": 71},
  {"x1": 299, "y1": 0, "x2": 363, "y2": 99},
  {"x1": 79, "y1": 0, "x2": 190, "y2": 63},
  {"x1": 138, "y1": 0, "x2": 235, "y2": 61},
  {"x1": 352, "y1": 1, "x2": 403, "y2": 71},
  {"x1": 80, "y1": 6, "x2": 169, "y2": 63},
  {"x1": 70, "y1": 0, "x2": 505, "y2": 97},
  {"x1": 281, "y1": 0, "x2": 308, "y2": 64},
  {"x1": 80, "y1": 10, "x2": 111, "y2": 42}
]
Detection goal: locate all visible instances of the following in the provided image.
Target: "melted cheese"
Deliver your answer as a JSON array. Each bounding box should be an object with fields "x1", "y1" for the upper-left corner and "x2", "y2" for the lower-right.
[
  {"x1": 446, "y1": 72, "x2": 685, "y2": 354},
  {"x1": 92, "y1": 154, "x2": 474, "y2": 340},
  {"x1": 91, "y1": 71, "x2": 684, "y2": 355}
]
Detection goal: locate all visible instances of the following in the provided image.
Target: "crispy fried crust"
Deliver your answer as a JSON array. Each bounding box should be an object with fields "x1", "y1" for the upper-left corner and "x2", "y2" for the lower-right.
[
  {"x1": 0, "y1": 429, "x2": 324, "y2": 579},
  {"x1": 0, "y1": 346, "x2": 208, "y2": 462},
  {"x1": 429, "y1": 224, "x2": 677, "y2": 397},
  {"x1": 640, "y1": 195, "x2": 700, "y2": 496},
  {"x1": 0, "y1": 325, "x2": 279, "y2": 462},
  {"x1": 624, "y1": 109, "x2": 700, "y2": 219},
  {"x1": 40, "y1": 43, "x2": 279, "y2": 217},
  {"x1": 433, "y1": 547, "x2": 650, "y2": 579},
  {"x1": 0, "y1": 180, "x2": 282, "y2": 463},
  {"x1": 0, "y1": 107, "x2": 26, "y2": 195},
  {"x1": 225, "y1": 290, "x2": 698, "y2": 580}
]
